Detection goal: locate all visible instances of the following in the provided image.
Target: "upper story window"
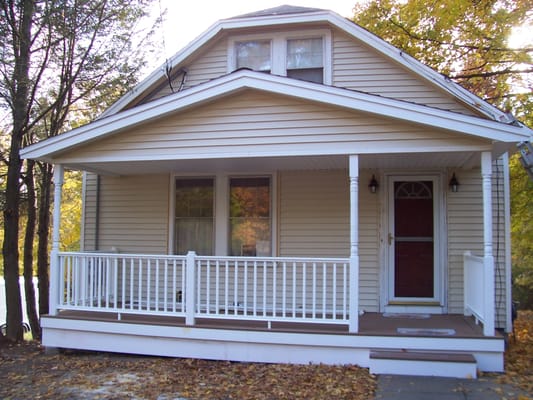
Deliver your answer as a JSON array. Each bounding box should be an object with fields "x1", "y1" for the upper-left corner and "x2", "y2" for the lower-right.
[
  {"x1": 286, "y1": 38, "x2": 323, "y2": 83},
  {"x1": 228, "y1": 30, "x2": 331, "y2": 85},
  {"x1": 236, "y1": 40, "x2": 271, "y2": 72}
]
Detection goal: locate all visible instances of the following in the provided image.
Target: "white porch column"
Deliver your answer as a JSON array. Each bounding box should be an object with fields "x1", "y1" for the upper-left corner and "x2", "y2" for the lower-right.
[
  {"x1": 349, "y1": 155, "x2": 359, "y2": 333},
  {"x1": 49, "y1": 164, "x2": 64, "y2": 316},
  {"x1": 481, "y1": 152, "x2": 495, "y2": 336},
  {"x1": 185, "y1": 251, "x2": 197, "y2": 325}
]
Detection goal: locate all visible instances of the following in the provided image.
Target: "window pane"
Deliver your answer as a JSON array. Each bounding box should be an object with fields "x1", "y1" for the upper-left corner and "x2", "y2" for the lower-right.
[
  {"x1": 175, "y1": 178, "x2": 214, "y2": 255},
  {"x1": 236, "y1": 40, "x2": 271, "y2": 71},
  {"x1": 229, "y1": 177, "x2": 271, "y2": 256},
  {"x1": 287, "y1": 38, "x2": 323, "y2": 69}
]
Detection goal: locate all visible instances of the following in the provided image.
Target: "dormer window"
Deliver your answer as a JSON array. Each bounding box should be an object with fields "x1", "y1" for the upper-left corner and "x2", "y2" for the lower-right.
[
  {"x1": 236, "y1": 40, "x2": 271, "y2": 72},
  {"x1": 286, "y1": 38, "x2": 323, "y2": 83},
  {"x1": 229, "y1": 30, "x2": 331, "y2": 85}
]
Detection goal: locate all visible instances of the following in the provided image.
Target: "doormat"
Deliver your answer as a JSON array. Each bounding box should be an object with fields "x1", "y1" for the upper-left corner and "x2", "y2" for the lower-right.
[
  {"x1": 383, "y1": 313, "x2": 431, "y2": 319},
  {"x1": 397, "y1": 327, "x2": 456, "y2": 336}
]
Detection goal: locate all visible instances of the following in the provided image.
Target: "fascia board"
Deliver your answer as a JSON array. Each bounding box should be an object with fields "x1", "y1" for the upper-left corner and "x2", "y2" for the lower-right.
[{"x1": 21, "y1": 71, "x2": 532, "y2": 161}]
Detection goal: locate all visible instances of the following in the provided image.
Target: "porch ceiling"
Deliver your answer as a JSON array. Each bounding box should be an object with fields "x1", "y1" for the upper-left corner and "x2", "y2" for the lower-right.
[{"x1": 68, "y1": 151, "x2": 480, "y2": 176}]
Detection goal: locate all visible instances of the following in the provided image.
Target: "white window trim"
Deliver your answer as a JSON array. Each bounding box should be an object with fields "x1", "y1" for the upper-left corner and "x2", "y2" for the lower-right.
[
  {"x1": 227, "y1": 29, "x2": 332, "y2": 85},
  {"x1": 168, "y1": 171, "x2": 277, "y2": 257}
]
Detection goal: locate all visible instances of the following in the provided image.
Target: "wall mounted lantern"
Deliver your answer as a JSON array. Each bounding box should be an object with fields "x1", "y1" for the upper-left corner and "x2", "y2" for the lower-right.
[
  {"x1": 369, "y1": 175, "x2": 379, "y2": 193},
  {"x1": 449, "y1": 173, "x2": 459, "y2": 192}
]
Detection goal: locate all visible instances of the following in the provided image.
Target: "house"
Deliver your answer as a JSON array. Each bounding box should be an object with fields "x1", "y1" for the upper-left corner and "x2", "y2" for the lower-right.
[{"x1": 21, "y1": 5, "x2": 533, "y2": 378}]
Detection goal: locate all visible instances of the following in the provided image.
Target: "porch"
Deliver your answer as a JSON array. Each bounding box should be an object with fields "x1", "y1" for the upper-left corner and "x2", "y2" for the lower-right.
[{"x1": 41, "y1": 251, "x2": 505, "y2": 377}]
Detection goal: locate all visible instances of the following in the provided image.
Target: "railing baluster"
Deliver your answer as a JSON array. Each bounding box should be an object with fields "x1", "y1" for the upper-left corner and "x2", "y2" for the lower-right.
[
  {"x1": 312, "y1": 262, "x2": 317, "y2": 319},
  {"x1": 302, "y1": 262, "x2": 306, "y2": 318},
  {"x1": 272, "y1": 261, "x2": 277, "y2": 317},
  {"x1": 253, "y1": 261, "x2": 257, "y2": 316},
  {"x1": 206, "y1": 260, "x2": 211, "y2": 315},
  {"x1": 138, "y1": 259, "x2": 143, "y2": 311},
  {"x1": 215, "y1": 260, "x2": 220, "y2": 315},
  {"x1": 282, "y1": 262, "x2": 287, "y2": 317},
  {"x1": 243, "y1": 260, "x2": 248, "y2": 316},
  {"x1": 292, "y1": 261, "x2": 296, "y2": 318},
  {"x1": 322, "y1": 262, "x2": 327, "y2": 319},
  {"x1": 262, "y1": 260, "x2": 267, "y2": 316},
  {"x1": 164, "y1": 259, "x2": 168, "y2": 312}
]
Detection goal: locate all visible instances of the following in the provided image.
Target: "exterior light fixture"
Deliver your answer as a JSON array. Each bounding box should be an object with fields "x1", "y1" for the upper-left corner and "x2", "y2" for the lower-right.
[
  {"x1": 449, "y1": 173, "x2": 459, "y2": 192},
  {"x1": 369, "y1": 175, "x2": 379, "y2": 193}
]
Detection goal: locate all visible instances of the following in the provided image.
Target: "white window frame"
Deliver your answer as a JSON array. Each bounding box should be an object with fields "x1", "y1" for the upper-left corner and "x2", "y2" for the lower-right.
[
  {"x1": 168, "y1": 172, "x2": 278, "y2": 257},
  {"x1": 227, "y1": 29, "x2": 332, "y2": 85}
]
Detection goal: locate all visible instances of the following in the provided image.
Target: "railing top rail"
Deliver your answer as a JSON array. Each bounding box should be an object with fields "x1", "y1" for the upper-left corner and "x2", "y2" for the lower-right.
[
  {"x1": 58, "y1": 252, "x2": 350, "y2": 263},
  {"x1": 196, "y1": 256, "x2": 350, "y2": 263},
  {"x1": 463, "y1": 251, "x2": 484, "y2": 262},
  {"x1": 58, "y1": 252, "x2": 188, "y2": 260}
]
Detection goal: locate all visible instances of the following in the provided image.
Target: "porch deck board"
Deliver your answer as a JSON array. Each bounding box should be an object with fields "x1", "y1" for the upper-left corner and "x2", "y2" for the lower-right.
[{"x1": 53, "y1": 310, "x2": 489, "y2": 338}]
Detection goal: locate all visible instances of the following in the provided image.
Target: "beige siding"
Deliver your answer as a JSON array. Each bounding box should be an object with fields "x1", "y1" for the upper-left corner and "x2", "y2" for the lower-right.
[
  {"x1": 279, "y1": 169, "x2": 380, "y2": 312},
  {"x1": 59, "y1": 91, "x2": 489, "y2": 164},
  {"x1": 332, "y1": 30, "x2": 479, "y2": 116},
  {"x1": 447, "y1": 161, "x2": 508, "y2": 328},
  {"x1": 145, "y1": 38, "x2": 229, "y2": 103},
  {"x1": 82, "y1": 172, "x2": 98, "y2": 251},
  {"x1": 83, "y1": 174, "x2": 170, "y2": 254}
]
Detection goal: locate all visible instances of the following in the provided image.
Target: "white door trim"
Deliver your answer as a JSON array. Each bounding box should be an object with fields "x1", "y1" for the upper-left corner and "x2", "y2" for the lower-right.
[{"x1": 381, "y1": 171, "x2": 447, "y2": 314}]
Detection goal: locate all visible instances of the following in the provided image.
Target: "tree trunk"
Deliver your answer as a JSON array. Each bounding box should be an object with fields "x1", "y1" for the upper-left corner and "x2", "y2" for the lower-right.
[
  {"x1": 23, "y1": 159, "x2": 41, "y2": 339},
  {"x1": 37, "y1": 163, "x2": 53, "y2": 317},
  {"x1": 2, "y1": 0, "x2": 35, "y2": 342}
]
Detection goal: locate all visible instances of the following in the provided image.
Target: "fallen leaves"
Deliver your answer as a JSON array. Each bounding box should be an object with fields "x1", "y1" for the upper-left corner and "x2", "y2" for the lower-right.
[
  {"x1": 495, "y1": 310, "x2": 533, "y2": 396},
  {"x1": 0, "y1": 343, "x2": 375, "y2": 399}
]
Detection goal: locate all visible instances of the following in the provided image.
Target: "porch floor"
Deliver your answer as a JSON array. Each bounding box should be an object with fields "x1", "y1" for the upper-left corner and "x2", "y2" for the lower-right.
[{"x1": 52, "y1": 310, "x2": 494, "y2": 339}]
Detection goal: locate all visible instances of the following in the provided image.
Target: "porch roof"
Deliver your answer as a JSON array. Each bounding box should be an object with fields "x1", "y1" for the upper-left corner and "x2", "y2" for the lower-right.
[{"x1": 21, "y1": 69, "x2": 532, "y2": 170}]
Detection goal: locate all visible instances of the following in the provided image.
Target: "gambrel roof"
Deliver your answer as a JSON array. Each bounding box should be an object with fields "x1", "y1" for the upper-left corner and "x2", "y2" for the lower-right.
[
  {"x1": 20, "y1": 5, "x2": 533, "y2": 166},
  {"x1": 99, "y1": 5, "x2": 517, "y2": 123}
]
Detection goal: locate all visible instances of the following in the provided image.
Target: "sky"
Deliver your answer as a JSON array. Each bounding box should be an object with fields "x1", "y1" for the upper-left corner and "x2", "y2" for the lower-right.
[{"x1": 154, "y1": 0, "x2": 362, "y2": 59}]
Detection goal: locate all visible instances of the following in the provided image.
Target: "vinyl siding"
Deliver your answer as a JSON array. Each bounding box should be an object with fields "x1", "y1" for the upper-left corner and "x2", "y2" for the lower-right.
[
  {"x1": 145, "y1": 38, "x2": 229, "y2": 103},
  {"x1": 279, "y1": 169, "x2": 380, "y2": 312},
  {"x1": 82, "y1": 172, "x2": 98, "y2": 251},
  {"x1": 446, "y1": 160, "x2": 508, "y2": 328},
  {"x1": 83, "y1": 174, "x2": 170, "y2": 254},
  {"x1": 332, "y1": 30, "x2": 479, "y2": 116},
  {"x1": 59, "y1": 91, "x2": 489, "y2": 164}
]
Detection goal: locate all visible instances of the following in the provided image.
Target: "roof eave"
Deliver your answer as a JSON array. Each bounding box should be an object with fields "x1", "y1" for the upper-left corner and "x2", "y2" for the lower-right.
[{"x1": 21, "y1": 71, "x2": 532, "y2": 162}]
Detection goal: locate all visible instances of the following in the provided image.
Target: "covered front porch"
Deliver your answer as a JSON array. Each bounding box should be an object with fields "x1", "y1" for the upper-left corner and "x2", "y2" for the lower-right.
[
  {"x1": 41, "y1": 249, "x2": 504, "y2": 377},
  {"x1": 43, "y1": 147, "x2": 506, "y2": 377}
]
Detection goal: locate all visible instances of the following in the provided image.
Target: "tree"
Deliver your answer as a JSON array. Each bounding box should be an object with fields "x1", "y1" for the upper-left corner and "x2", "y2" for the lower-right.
[
  {"x1": 0, "y1": 0, "x2": 158, "y2": 341},
  {"x1": 352, "y1": 0, "x2": 533, "y2": 308}
]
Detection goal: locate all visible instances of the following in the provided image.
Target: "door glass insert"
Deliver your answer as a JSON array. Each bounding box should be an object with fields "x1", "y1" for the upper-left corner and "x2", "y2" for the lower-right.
[
  {"x1": 393, "y1": 181, "x2": 434, "y2": 298},
  {"x1": 175, "y1": 178, "x2": 214, "y2": 255},
  {"x1": 229, "y1": 177, "x2": 271, "y2": 256}
]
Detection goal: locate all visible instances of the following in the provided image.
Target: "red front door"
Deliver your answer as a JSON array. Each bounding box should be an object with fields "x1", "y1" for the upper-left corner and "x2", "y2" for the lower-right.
[{"x1": 393, "y1": 181, "x2": 434, "y2": 298}]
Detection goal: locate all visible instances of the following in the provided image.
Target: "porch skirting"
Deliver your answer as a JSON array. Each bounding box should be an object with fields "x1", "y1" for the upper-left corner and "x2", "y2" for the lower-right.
[{"x1": 41, "y1": 312, "x2": 504, "y2": 376}]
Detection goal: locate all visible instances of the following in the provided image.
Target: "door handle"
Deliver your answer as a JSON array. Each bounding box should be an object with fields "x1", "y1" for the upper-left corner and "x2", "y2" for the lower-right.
[{"x1": 388, "y1": 233, "x2": 394, "y2": 245}]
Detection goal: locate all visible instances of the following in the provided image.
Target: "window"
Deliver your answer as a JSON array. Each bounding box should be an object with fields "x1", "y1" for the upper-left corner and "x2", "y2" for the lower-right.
[
  {"x1": 286, "y1": 38, "x2": 323, "y2": 83},
  {"x1": 229, "y1": 30, "x2": 331, "y2": 84},
  {"x1": 229, "y1": 177, "x2": 271, "y2": 256},
  {"x1": 236, "y1": 40, "x2": 271, "y2": 72},
  {"x1": 175, "y1": 178, "x2": 214, "y2": 255}
]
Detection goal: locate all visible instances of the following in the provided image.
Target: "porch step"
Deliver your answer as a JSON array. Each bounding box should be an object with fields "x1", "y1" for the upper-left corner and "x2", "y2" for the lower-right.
[{"x1": 369, "y1": 350, "x2": 477, "y2": 379}]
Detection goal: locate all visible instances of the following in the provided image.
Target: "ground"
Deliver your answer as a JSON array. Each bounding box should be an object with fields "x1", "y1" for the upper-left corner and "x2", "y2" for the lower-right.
[{"x1": 0, "y1": 312, "x2": 531, "y2": 400}]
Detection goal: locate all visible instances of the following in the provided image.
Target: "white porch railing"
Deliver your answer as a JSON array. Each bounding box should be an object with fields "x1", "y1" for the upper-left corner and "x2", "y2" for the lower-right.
[
  {"x1": 463, "y1": 251, "x2": 495, "y2": 336},
  {"x1": 56, "y1": 251, "x2": 352, "y2": 327}
]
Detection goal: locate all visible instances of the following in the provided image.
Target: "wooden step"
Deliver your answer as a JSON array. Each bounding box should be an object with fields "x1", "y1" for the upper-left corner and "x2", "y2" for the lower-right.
[{"x1": 369, "y1": 350, "x2": 477, "y2": 378}]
